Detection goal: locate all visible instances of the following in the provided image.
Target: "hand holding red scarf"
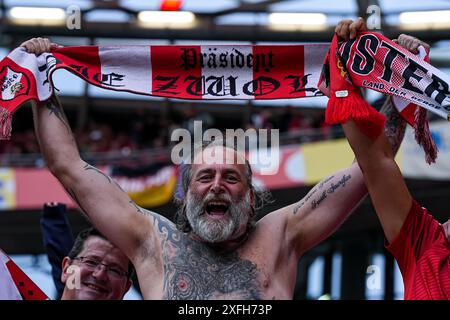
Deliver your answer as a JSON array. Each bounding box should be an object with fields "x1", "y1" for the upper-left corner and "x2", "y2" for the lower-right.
[
  {"x1": 323, "y1": 32, "x2": 386, "y2": 140},
  {"x1": 320, "y1": 19, "x2": 439, "y2": 163}
]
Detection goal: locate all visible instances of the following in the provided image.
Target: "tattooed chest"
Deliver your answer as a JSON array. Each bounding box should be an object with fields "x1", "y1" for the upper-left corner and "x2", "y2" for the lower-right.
[{"x1": 162, "y1": 242, "x2": 262, "y2": 300}]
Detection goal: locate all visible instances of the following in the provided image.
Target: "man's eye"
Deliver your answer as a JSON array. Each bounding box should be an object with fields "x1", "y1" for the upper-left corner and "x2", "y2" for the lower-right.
[
  {"x1": 84, "y1": 259, "x2": 99, "y2": 267},
  {"x1": 109, "y1": 268, "x2": 122, "y2": 276},
  {"x1": 226, "y1": 176, "x2": 238, "y2": 182}
]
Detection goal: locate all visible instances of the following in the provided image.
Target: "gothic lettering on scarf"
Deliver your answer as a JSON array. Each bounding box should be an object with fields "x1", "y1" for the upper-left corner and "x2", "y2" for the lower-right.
[
  {"x1": 180, "y1": 47, "x2": 275, "y2": 73},
  {"x1": 69, "y1": 64, "x2": 125, "y2": 87},
  {"x1": 185, "y1": 75, "x2": 238, "y2": 96},
  {"x1": 153, "y1": 74, "x2": 318, "y2": 97},
  {"x1": 285, "y1": 74, "x2": 321, "y2": 95},
  {"x1": 92, "y1": 72, "x2": 125, "y2": 87},
  {"x1": 153, "y1": 76, "x2": 180, "y2": 94},
  {"x1": 339, "y1": 36, "x2": 450, "y2": 109}
]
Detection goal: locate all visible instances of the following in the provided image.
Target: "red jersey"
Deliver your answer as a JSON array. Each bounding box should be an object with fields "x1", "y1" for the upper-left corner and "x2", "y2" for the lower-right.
[{"x1": 386, "y1": 200, "x2": 450, "y2": 300}]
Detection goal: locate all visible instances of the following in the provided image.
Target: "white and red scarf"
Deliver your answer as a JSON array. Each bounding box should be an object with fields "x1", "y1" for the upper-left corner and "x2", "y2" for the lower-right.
[
  {"x1": 0, "y1": 32, "x2": 449, "y2": 161},
  {"x1": 0, "y1": 249, "x2": 48, "y2": 300},
  {"x1": 321, "y1": 32, "x2": 444, "y2": 163}
]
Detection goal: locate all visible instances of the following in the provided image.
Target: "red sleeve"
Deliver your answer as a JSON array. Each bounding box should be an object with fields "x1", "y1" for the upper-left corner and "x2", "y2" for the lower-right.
[{"x1": 386, "y1": 200, "x2": 442, "y2": 283}]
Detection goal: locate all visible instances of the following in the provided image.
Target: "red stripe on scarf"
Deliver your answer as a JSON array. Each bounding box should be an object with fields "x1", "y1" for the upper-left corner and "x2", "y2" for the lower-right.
[
  {"x1": 5, "y1": 259, "x2": 48, "y2": 300},
  {"x1": 53, "y1": 46, "x2": 102, "y2": 85},
  {"x1": 253, "y1": 45, "x2": 305, "y2": 99},
  {"x1": 151, "y1": 46, "x2": 202, "y2": 99}
]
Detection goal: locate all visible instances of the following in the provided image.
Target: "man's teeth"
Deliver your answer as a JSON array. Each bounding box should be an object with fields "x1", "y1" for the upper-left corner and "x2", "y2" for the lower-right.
[
  {"x1": 86, "y1": 283, "x2": 104, "y2": 291},
  {"x1": 206, "y1": 201, "x2": 229, "y2": 215}
]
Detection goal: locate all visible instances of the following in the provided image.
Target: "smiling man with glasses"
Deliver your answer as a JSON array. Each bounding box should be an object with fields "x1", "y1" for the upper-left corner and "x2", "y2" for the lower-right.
[
  {"x1": 60, "y1": 228, "x2": 134, "y2": 300},
  {"x1": 72, "y1": 256, "x2": 129, "y2": 279}
]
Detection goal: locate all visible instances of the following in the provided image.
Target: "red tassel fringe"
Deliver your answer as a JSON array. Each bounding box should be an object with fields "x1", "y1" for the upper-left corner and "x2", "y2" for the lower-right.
[
  {"x1": 326, "y1": 92, "x2": 386, "y2": 140},
  {"x1": 414, "y1": 108, "x2": 438, "y2": 164},
  {"x1": 0, "y1": 107, "x2": 12, "y2": 140}
]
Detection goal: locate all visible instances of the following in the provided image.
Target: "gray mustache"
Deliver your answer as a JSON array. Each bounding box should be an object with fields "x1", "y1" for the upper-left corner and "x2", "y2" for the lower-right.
[{"x1": 202, "y1": 193, "x2": 232, "y2": 205}]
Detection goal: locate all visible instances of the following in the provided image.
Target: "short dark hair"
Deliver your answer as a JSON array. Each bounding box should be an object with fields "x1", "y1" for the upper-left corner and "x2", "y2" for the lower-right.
[
  {"x1": 68, "y1": 227, "x2": 135, "y2": 279},
  {"x1": 174, "y1": 140, "x2": 272, "y2": 232}
]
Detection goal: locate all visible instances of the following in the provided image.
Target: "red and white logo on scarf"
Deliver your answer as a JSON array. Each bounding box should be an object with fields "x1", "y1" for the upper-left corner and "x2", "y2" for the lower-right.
[{"x1": 0, "y1": 65, "x2": 30, "y2": 101}]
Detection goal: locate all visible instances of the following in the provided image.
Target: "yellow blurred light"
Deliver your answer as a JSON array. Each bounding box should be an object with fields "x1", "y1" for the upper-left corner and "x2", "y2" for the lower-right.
[
  {"x1": 268, "y1": 13, "x2": 327, "y2": 31},
  {"x1": 399, "y1": 10, "x2": 450, "y2": 30},
  {"x1": 8, "y1": 7, "x2": 66, "y2": 25},
  {"x1": 137, "y1": 11, "x2": 196, "y2": 28}
]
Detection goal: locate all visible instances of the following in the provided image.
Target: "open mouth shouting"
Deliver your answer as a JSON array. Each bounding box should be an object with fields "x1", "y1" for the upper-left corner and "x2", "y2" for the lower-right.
[{"x1": 205, "y1": 200, "x2": 230, "y2": 219}]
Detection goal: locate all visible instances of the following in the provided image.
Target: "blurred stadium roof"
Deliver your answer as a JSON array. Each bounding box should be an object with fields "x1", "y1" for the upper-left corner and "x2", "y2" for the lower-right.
[{"x1": 2, "y1": 0, "x2": 450, "y2": 42}]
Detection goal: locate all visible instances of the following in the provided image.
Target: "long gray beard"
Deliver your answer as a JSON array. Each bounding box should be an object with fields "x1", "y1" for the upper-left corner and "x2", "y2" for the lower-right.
[{"x1": 186, "y1": 190, "x2": 252, "y2": 243}]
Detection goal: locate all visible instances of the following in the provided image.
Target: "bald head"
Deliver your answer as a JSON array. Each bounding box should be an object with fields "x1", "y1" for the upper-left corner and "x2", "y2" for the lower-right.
[{"x1": 192, "y1": 144, "x2": 248, "y2": 167}]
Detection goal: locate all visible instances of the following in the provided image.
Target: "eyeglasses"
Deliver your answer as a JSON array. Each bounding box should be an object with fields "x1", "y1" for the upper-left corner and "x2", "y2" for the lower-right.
[{"x1": 72, "y1": 256, "x2": 128, "y2": 279}]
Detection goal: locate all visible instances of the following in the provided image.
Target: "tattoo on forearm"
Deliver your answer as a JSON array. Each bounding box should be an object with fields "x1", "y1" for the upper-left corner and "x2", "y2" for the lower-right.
[
  {"x1": 326, "y1": 174, "x2": 351, "y2": 194},
  {"x1": 379, "y1": 97, "x2": 406, "y2": 154},
  {"x1": 129, "y1": 200, "x2": 144, "y2": 214},
  {"x1": 82, "y1": 163, "x2": 127, "y2": 193},
  {"x1": 318, "y1": 175, "x2": 334, "y2": 189},
  {"x1": 293, "y1": 175, "x2": 334, "y2": 214},
  {"x1": 293, "y1": 201, "x2": 303, "y2": 215},
  {"x1": 310, "y1": 174, "x2": 352, "y2": 210},
  {"x1": 311, "y1": 191, "x2": 327, "y2": 209},
  {"x1": 293, "y1": 188, "x2": 317, "y2": 214},
  {"x1": 45, "y1": 99, "x2": 71, "y2": 133},
  {"x1": 83, "y1": 163, "x2": 111, "y2": 183}
]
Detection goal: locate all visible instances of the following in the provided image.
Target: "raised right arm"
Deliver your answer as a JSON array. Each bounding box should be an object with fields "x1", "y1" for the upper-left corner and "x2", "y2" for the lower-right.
[
  {"x1": 32, "y1": 95, "x2": 157, "y2": 261},
  {"x1": 24, "y1": 36, "x2": 161, "y2": 262}
]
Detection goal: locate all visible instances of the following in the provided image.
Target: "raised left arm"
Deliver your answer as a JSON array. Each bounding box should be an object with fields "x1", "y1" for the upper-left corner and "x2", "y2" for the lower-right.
[
  {"x1": 276, "y1": 19, "x2": 416, "y2": 257},
  {"x1": 283, "y1": 162, "x2": 365, "y2": 255},
  {"x1": 280, "y1": 95, "x2": 405, "y2": 256},
  {"x1": 276, "y1": 15, "x2": 405, "y2": 255}
]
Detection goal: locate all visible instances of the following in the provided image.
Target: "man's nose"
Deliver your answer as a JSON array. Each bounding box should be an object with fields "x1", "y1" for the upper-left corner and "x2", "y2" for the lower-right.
[
  {"x1": 92, "y1": 264, "x2": 108, "y2": 280},
  {"x1": 210, "y1": 176, "x2": 224, "y2": 194}
]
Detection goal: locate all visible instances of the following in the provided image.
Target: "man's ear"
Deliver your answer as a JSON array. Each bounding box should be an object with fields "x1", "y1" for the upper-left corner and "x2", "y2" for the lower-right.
[{"x1": 61, "y1": 256, "x2": 71, "y2": 284}]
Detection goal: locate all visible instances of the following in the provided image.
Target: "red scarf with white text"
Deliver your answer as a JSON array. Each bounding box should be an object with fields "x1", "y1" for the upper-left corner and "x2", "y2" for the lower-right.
[{"x1": 320, "y1": 32, "x2": 442, "y2": 163}]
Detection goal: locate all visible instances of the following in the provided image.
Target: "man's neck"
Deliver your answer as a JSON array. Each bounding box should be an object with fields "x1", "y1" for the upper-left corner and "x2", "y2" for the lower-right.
[{"x1": 190, "y1": 228, "x2": 251, "y2": 254}]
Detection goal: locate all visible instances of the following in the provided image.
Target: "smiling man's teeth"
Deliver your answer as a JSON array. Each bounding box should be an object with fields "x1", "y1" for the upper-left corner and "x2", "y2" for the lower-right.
[{"x1": 86, "y1": 283, "x2": 103, "y2": 291}]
